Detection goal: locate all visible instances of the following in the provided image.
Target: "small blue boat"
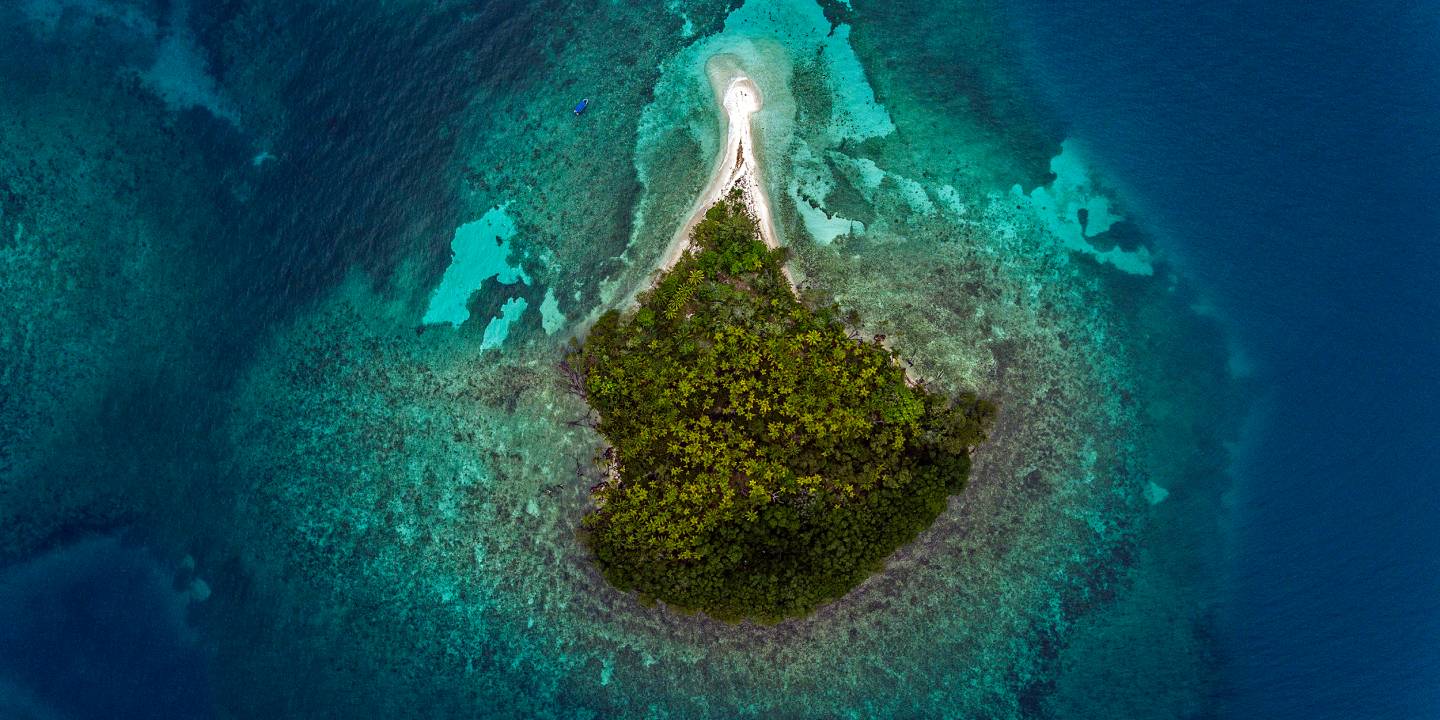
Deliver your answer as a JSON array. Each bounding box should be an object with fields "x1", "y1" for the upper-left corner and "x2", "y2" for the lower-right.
[{"x1": 574, "y1": 98, "x2": 589, "y2": 115}]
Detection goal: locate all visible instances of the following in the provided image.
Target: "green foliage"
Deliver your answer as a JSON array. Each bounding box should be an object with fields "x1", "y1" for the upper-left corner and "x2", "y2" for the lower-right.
[{"x1": 570, "y1": 196, "x2": 994, "y2": 622}]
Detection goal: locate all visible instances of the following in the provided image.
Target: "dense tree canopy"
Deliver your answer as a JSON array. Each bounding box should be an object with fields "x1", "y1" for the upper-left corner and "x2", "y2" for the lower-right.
[{"x1": 569, "y1": 195, "x2": 994, "y2": 623}]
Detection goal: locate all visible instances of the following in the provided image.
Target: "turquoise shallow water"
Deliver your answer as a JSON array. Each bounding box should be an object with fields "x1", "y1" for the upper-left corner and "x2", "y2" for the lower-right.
[{"x1": 2, "y1": 0, "x2": 1393, "y2": 717}]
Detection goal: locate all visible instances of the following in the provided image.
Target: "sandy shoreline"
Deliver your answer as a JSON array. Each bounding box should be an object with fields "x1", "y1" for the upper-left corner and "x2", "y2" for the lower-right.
[
  {"x1": 642, "y1": 59, "x2": 921, "y2": 385},
  {"x1": 656, "y1": 63, "x2": 792, "y2": 286}
]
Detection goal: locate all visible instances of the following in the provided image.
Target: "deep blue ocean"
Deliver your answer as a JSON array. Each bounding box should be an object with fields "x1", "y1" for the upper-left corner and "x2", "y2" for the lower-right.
[{"x1": 1006, "y1": 1, "x2": 1440, "y2": 716}]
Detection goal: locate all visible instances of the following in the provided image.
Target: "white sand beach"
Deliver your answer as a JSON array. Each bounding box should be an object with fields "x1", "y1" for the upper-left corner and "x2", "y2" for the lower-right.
[{"x1": 657, "y1": 61, "x2": 792, "y2": 286}]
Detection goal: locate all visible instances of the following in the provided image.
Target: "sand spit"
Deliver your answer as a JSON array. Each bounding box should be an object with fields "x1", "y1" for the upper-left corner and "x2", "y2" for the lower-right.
[
  {"x1": 636, "y1": 55, "x2": 929, "y2": 388},
  {"x1": 656, "y1": 56, "x2": 792, "y2": 286}
]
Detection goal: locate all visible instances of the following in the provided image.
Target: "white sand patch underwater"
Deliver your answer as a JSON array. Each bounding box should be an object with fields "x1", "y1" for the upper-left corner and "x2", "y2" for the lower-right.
[
  {"x1": 140, "y1": 1, "x2": 241, "y2": 127},
  {"x1": 817, "y1": 22, "x2": 895, "y2": 144},
  {"x1": 538, "y1": 289, "x2": 566, "y2": 335},
  {"x1": 17, "y1": 0, "x2": 240, "y2": 127},
  {"x1": 480, "y1": 296, "x2": 528, "y2": 350},
  {"x1": 792, "y1": 144, "x2": 866, "y2": 246},
  {"x1": 1019, "y1": 140, "x2": 1155, "y2": 275},
  {"x1": 423, "y1": 203, "x2": 531, "y2": 332},
  {"x1": 792, "y1": 180, "x2": 865, "y2": 245},
  {"x1": 631, "y1": 0, "x2": 898, "y2": 255}
]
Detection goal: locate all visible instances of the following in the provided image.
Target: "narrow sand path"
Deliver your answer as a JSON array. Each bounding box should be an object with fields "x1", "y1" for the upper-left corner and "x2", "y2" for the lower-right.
[
  {"x1": 657, "y1": 73, "x2": 794, "y2": 287},
  {"x1": 648, "y1": 65, "x2": 919, "y2": 386}
]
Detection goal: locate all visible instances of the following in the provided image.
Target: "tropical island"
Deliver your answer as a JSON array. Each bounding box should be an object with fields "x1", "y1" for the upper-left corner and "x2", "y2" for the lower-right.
[
  {"x1": 566, "y1": 71, "x2": 994, "y2": 623},
  {"x1": 571, "y1": 196, "x2": 993, "y2": 622}
]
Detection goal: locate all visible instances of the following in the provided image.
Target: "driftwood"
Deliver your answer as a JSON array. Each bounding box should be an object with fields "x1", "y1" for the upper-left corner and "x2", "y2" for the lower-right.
[{"x1": 557, "y1": 357, "x2": 587, "y2": 399}]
